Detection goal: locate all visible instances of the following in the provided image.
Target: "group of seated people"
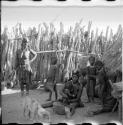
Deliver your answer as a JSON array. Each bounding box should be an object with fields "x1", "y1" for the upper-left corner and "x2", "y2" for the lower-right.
[{"x1": 43, "y1": 55, "x2": 122, "y2": 117}]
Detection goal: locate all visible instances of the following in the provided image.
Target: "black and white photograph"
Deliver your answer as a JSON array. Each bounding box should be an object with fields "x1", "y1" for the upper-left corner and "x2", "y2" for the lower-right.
[{"x1": 1, "y1": 0, "x2": 123, "y2": 124}]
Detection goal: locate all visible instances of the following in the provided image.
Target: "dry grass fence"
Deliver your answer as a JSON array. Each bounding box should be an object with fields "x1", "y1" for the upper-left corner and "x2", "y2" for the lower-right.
[{"x1": 1, "y1": 21, "x2": 122, "y2": 82}]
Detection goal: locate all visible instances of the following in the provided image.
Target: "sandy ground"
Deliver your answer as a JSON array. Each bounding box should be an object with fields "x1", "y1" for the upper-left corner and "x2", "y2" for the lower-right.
[{"x1": 2, "y1": 85, "x2": 121, "y2": 124}]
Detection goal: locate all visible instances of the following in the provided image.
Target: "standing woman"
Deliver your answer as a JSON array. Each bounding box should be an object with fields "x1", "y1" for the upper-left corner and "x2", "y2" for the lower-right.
[
  {"x1": 15, "y1": 38, "x2": 37, "y2": 96},
  {"x1": 86, "y1": 56, "x2": 97, "y2": 103}
]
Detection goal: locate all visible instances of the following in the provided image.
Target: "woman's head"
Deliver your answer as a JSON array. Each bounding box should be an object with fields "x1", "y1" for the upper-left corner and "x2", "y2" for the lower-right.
[
  {"x1": 21, "y1": 38, "x2": 28, "y2": 50},
  {"x1": 89, "y1": 56, "x2": 95, "y2": 66}
]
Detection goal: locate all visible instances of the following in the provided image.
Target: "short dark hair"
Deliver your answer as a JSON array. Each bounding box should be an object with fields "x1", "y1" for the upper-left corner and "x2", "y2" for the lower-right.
[
  {"x1": 72, "y1": 71, "x2": 80, "y2": 78},
  {"x1": 95, "y1": 60, "x2": 104, "y2": 67},
  {"x1": 22, "y1": 38, "x2": 28, "y2": 44}
]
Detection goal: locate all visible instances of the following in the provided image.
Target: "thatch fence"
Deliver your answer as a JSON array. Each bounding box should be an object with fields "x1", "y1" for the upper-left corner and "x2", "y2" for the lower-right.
[{"x1": 1, "y1": 21, "x2": 122, "y2": 83}]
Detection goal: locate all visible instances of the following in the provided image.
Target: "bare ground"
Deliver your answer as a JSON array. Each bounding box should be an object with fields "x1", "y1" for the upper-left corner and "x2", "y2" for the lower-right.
[{"x1": 2, "y1": 85, "x2": 121, "y2": 124}]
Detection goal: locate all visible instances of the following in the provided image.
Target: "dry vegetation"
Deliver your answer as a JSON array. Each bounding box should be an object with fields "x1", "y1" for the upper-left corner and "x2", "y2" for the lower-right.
[{"x1": 1, "y1": 21, "x2": 122, "y2": 82}]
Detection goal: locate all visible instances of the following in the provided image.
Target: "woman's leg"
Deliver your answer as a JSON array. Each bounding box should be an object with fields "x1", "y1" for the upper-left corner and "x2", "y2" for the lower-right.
[
  {"x1": 90, "y1": 80, "x2": 96, "y2": 102},
  {"x1": 69, "y1": 102, "x2": 78, "y2": 116},
  {"x1": 24, "y1": 69, "x2": 30, "y2": 95},
  {"x1": 46, "y1": 82, "x2": 52, "y2": 101},
  {"x1": 54, "y1": 84, "x2": 58, "y2": 100},
  {"x1": 26, "y1": 82, "x2": 29, "y2": 95},
  {"x1": 46, "y1": 90, "x2": 52, "y2": 101},
  {"x1": 20, "y1": 68, "x2": 25, "y2": 96},
  {"x1": 86, "y1": 81, "x2": 91, "y2": 102},
  {"x1": 20, "y1": 81, "x2": 24, "y2": 96}
]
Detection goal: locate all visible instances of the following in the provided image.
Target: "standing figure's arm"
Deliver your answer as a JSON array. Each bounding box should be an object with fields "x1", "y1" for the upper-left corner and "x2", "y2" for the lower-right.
[{"x1": 29, "y1": 49, "x2": 37, "y2": 63}]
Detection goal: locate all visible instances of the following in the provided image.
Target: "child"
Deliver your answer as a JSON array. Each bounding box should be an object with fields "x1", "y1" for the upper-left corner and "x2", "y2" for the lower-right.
[
  {"x1": 46, "y1": 56, "x2": 58, "y2": 101},
  {"x1": 86, "y1": 56, "x2": 96, "y2": 103}
]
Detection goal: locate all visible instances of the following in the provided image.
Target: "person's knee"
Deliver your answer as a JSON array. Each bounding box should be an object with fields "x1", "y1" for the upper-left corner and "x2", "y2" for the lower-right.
[{"x1": 69, "y1": 105, "x2": 76, "y2": 116}]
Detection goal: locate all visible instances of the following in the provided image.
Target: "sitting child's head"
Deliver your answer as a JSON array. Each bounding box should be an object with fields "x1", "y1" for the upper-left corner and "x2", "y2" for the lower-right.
[
  {"x1": 95, "y1": 60, "x2": 104, "y2": 71},
  {"x1": 72, "y1": 71, "x2": 79, "y2": 83}
]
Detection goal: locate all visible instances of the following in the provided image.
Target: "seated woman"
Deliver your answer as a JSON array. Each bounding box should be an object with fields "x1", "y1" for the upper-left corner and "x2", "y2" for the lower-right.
[
  {"x1": 87, "y1": 61, "x2": 117, "y2": 116},
  {"x1": 59, "y1": 78, "x2": 76, "y2": 105},
  {"x1": 42, "y1": 71, "x2": 84, "y2": 117},
  {"x1": 59, "y1": 71, "x2": 84, "y2": 116}
]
